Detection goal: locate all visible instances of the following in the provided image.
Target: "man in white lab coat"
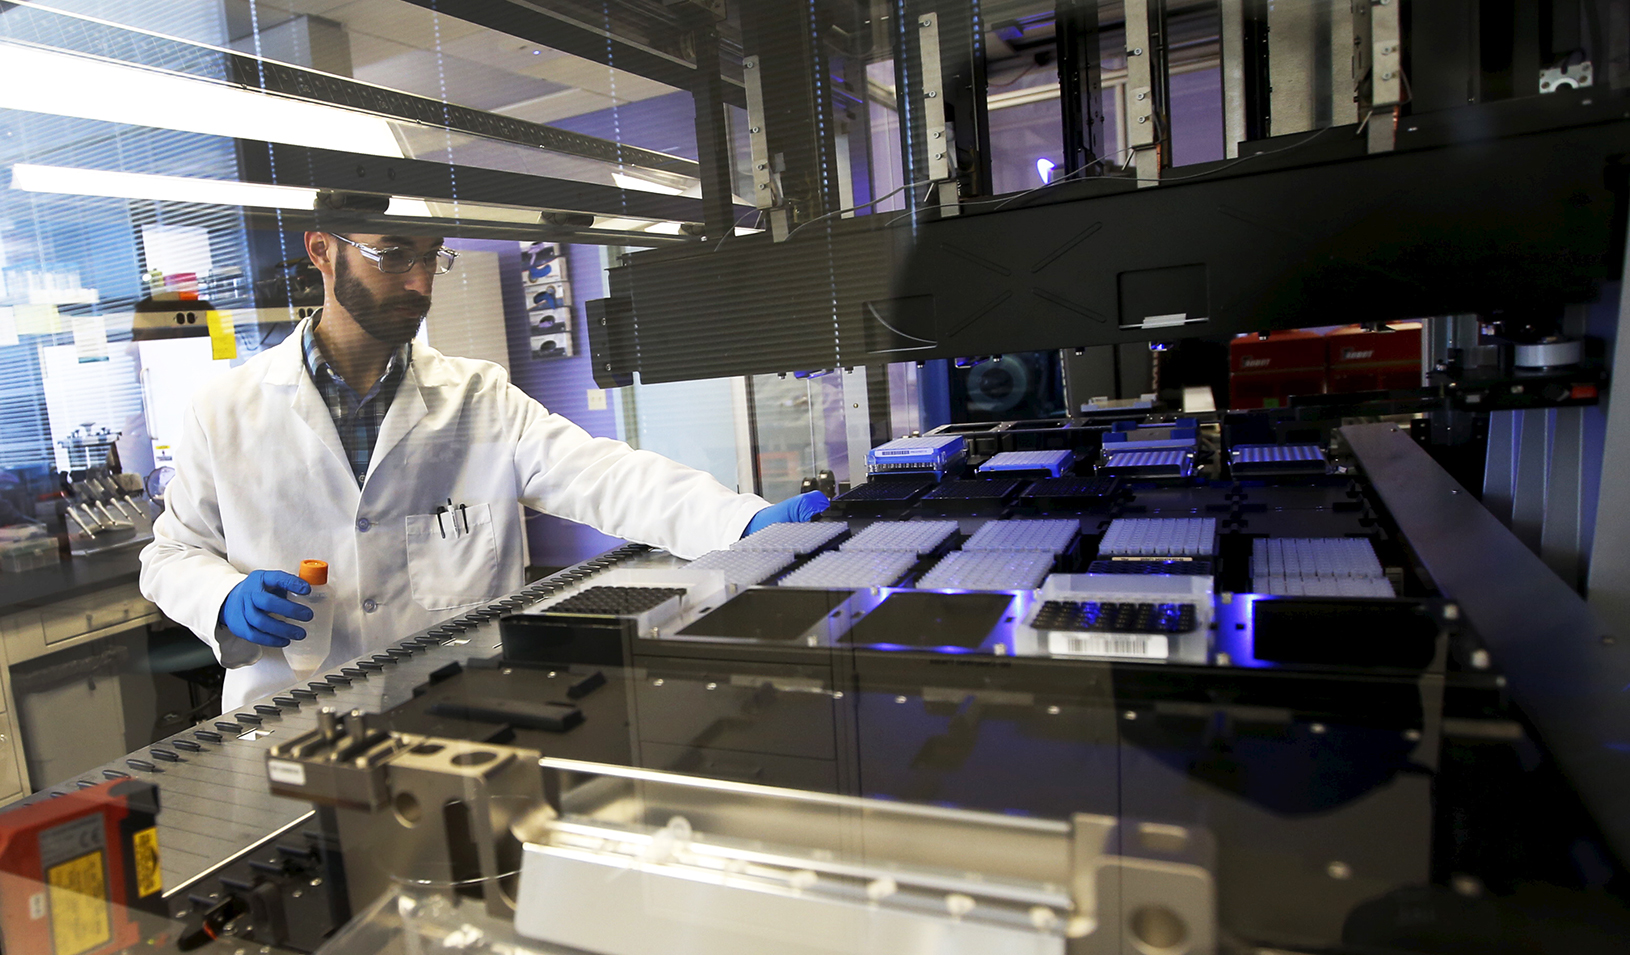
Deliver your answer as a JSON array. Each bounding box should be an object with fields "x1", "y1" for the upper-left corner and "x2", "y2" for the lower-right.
[{"x1": 140, "y1": 231, "x2": 824, "y2": 712}]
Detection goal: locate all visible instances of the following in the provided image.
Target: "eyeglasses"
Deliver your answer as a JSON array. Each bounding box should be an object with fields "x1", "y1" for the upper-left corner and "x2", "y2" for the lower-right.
[{"x1": 327, "y1": 233, "x2": 458, "y2": 274}]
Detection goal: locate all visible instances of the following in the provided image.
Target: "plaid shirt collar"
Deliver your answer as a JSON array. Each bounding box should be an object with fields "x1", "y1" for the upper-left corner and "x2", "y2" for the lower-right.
[
  {"x1": 300, "y1": 313, "x2": 412, "y2": 400},
  {"x1": 301, "y1": 312, "x2": 413, "y2": 483}
]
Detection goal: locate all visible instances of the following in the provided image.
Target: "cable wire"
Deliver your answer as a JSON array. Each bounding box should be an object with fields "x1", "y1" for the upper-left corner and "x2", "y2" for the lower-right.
[
  {"x1": 712, "y1": 119, "x2": 1359, "y2": 246},
  {"x1": 710, "y1": 208, "x2": 766, "y2": 253},
  {"x1": 882, "y1": 122, "x2": 1354, "y2": 229},
  {"x1": 780, "y1": 178, "x2": 937, "y2": 241}
]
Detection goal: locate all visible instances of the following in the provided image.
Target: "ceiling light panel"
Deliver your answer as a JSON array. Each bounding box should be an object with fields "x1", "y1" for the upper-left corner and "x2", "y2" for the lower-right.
[{"x1": 0, "y1": 42, "x2": 404, "y2": 158}]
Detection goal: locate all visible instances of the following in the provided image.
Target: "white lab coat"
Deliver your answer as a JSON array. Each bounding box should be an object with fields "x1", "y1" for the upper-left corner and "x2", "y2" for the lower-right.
[{"x1": 140, "y1": 323, "x2": 767, "y2": 712}]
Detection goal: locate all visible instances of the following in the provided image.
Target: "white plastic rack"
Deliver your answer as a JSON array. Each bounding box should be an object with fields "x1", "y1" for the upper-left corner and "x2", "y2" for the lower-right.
[
  {"x1": 1251, "y1": 537, "x2": 1384, "y2": 578},
  {"x1": 1097, "y1": 518, "x2": 1217, "y2": 557},
  {"x1": 962, "y1": 519, "x2": 1079, "y2": 555},
  {"x1": 731, "y1": 521, "x2": 847, "y2": 554},
  {"x1": 841, "y1": 521, "x2": 959, "y2": 554},
  {"x1": 685, "y1": 549, "x2": 799, "y2": 586},
  {"x1": 1258, "y1": 576, "x2": 1395, "y2": 597},
  {"x1": 917, "y1": 551, "x2": 1055, "y2": 591},
  {"x1": 779, "y1": 551, "x2": 918, "y2": 589},
  {"x1": 1250, "y1": 537, "x2": 1394, "y2": 597}
]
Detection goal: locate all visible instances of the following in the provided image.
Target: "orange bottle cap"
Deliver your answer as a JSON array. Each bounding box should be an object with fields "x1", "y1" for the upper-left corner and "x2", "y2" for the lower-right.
[{"x1": 298, "y1": 559, "x2": 328, "y2": 585}]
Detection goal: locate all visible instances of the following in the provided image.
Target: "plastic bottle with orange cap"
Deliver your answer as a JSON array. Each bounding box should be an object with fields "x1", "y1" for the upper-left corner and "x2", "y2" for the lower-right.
[{"x1": 285, "y1": 558, "x2": 331, "y2": 674}]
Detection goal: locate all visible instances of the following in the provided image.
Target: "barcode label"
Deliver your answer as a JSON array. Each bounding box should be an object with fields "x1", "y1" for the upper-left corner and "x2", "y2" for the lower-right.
[
  {"x1": 1048, "y1": 632, "x2": 1170, "y2": 659},
  {"x1": 267, "y1": 759, "x2": 307, "y2": 786}
]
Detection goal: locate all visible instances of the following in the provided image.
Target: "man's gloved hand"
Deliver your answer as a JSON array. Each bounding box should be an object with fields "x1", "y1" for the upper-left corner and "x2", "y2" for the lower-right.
[
  {"x1": 219, "y1": 570, "x2": 313, "y2": 647},
  {"x1": 743, "y1": 490, "x2": 830, "y2": 536}
]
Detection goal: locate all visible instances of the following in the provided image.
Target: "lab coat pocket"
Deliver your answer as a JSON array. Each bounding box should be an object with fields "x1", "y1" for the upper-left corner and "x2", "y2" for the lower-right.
[{"x1": 405, "y1": 502, "x2": 500, "y2": 611}]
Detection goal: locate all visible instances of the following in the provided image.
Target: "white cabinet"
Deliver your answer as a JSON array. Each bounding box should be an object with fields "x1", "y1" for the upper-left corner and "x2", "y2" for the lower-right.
[
  {"x1": 0, "y1": 583, "x2": 160, "y2": 795},
  {"x1": 38, "y1": 584, "x2": 155, "y2": 648}
]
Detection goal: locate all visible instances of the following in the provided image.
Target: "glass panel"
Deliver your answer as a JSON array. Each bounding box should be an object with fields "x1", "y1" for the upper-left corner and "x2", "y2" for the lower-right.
[{"x1": 0, "y1": 4, "x2": 1622, "y2": 955}]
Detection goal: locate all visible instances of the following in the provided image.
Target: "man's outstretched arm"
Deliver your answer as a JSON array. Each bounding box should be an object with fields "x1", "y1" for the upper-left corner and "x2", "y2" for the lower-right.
[{"x1": 505, "y1": 383, "x2": 771, "y2": 560}]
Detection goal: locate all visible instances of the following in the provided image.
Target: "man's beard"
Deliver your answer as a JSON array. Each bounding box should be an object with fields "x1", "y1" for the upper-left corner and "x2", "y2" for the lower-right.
[{"x1": 333, "y1": 253, "x2": 430, "y2": 346}]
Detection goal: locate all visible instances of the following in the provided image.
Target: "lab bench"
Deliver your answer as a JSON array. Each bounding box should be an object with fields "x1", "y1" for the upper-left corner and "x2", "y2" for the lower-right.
[{"x1": 0, "y1": 547, "x2": 161, "y2": 807}]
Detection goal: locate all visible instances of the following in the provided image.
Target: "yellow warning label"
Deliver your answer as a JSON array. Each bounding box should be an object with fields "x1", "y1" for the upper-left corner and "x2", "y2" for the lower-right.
[
  {"x1": 46, "y1": 851, "x2": 110, "y2": 955},
  {"x1": 133, "y1": 827, "x2": 161, "y2": 897},
  {"x1": 206, "y1": 310, "x2": 237, "y2": 361}
]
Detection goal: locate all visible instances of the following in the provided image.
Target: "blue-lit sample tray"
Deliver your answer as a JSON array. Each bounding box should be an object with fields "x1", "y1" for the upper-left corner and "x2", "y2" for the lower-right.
[
  {"x1": 866, "y1": 434, "x2": 966, "y2": 476},
  {"x1": 1229, "y1": 444, "x2": 1327, "y2": 476},
  {"x1": 962, "y1": 519, "x2": 1079, "y2": 554},
  {"x1": 1097, "y1": 518, "x2": 1218, "y2": 557},
  {"x1": 976, "y1": 450, "x2": 1074, "y2": 478},
  {"x1": 732, "y1": 521, "x2": 848, "y2": 554},
  {"x1": 916, "y1": 551, "x2": 1055, "y2": 591},
  {"x1": 1102, "y1": 447, "x2": 1195, "y2": 478},
  {"x1": 779, "y1": 550, "x2": 918, "y2": 589},
  {"x1": 841, "y1": 520, "x2": 959, "y2": 555}
]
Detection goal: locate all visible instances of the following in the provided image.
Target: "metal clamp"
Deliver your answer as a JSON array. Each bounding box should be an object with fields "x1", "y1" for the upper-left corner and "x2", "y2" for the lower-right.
[
  {"x1": 742, "y1": 55, "x2": 776, "y2": 210},
  {"x1": 916, "y1": 12, "x2": 960, "y2": 215},
  {"x1": 1367, "y1": 0, "x2": 1402, "y2": 153},
  {"x1": 918, "y1": 12, "x2": 951, "y2": 185},
  {"x1": 1540, "y1": 62, "x2": 1594, "y2": 94},
  {"x1": 1123, "y1": 0, "x2": 1161, "y2": 186},
  {"x1": 513, "y1": 758, "x2": 1217, "y2": 955},
  {"x1": 267, "y1": 717, "x2": 545, "y2": 919},
  {"x1": 742, "y1": 54, "x2": 794, "y2": 240}
]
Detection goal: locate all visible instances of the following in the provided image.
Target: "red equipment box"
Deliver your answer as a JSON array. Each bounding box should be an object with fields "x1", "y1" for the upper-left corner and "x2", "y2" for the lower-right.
[
  {"x1": 0, "y1": 779, "x2": 163, "y2": 955},
  {"x1": 1229, "y1": 330, "x2": 1328, "y2": 409},
  {"x1": 1326, "y1": 322, "x2": 1423, "y2": 393}
]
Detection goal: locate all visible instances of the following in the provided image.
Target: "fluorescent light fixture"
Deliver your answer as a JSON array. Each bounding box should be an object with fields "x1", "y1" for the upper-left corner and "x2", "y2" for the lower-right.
[
  {"x1": 0, "y1": 42, "x2": 403, "y2": 157},
  {"x1": 11, "y1": 164, "x2": 318, "y2": 209},
  {"x1": 12, "y1": 166, "x2": 569, "y2": 226},
  {"x1": 643, "y1": 221, "x2": 758, "y2": 237},
  {"x1": 612, "y1": 218, "x2": 756, "y2": 237},
  {"x1": 408, "y1": 199, "x2": 548, "y2": 224},
  {"x1": 1036, "y1": 158, "x2": 1056, "y2": 184},
  {"x1": 386, "y1": 197, "x2": 436, "y2": 217},
  {"x1": 613, "y1": 169, "x2": 746, "y2": 204},
  {"x1": 612, "y1": 172, "x2": 685, "y2": 196}
]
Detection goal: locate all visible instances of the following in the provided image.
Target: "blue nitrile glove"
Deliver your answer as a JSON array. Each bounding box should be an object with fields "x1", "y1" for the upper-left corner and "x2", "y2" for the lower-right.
[
  {"x1": 219, "y1": 570, "x2": 313, "y2": 647},
  {"x1": 743, "y1": 491, "x2": 830, "y2": 537}
]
